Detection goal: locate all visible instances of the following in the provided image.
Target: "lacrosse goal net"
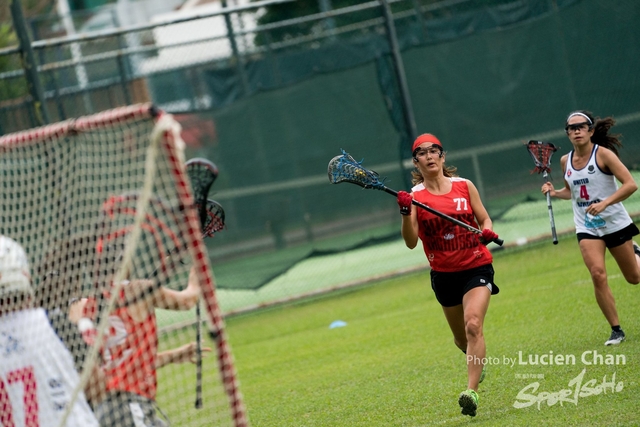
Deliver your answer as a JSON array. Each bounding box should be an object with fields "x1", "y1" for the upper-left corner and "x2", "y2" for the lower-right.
[{"x1": 0, "y1": 103, "x2": 247, "y2": 427}]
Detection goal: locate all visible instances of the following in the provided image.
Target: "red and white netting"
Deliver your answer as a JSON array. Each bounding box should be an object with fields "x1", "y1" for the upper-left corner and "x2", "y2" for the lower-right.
[{"x1": 0, "y1": 104, "x2": 247, "y2": 427}]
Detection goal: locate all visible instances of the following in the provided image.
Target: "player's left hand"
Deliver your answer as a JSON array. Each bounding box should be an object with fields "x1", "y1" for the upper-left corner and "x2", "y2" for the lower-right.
[
  {"x1": 397, "y1": 191, "x2": 412, "y2": 216},
  {"x1": 480, "y1": 228, "x2": 499, "y2": 245},
  {"x1": 585, "y1": 201, "x2": 606, "y2": 216},
  {"x1": 176, "y1": 342, "x2": 212, "y2": 364}
]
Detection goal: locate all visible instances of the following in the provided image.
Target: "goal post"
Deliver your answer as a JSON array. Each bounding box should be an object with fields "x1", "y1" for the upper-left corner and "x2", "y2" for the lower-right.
[{"x1": 0, "y1": 103, "x2": 247, "y2": 427}]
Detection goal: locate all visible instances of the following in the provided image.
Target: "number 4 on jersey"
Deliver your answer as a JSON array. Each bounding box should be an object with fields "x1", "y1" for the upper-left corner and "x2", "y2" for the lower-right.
[{"x1": 579, "y1": 185, "x2": 590, "y2": 200}]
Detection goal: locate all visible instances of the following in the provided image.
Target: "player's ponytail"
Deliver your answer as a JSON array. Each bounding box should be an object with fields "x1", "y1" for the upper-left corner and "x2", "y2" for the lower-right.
[{"x1": 592, "y1": 116, "x2": 622, "y2": 157}]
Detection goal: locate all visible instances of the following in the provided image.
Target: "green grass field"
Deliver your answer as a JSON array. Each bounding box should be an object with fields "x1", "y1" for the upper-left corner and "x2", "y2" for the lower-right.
[
  {"x1": 152, "y1": 182, "x2": 640, "y2": 426},
  {"x1": 221, "y1": 234, "x2": 640, "y2": 426}
]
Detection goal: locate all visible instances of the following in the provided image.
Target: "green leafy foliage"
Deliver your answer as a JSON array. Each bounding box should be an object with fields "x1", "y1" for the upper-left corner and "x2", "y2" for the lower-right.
[{"x1": 0, "y1": 23, "x2": 28, "y2": 101}]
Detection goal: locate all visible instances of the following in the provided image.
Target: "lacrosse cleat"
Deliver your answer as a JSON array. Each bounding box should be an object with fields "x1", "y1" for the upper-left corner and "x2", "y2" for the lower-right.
[
  {"x1": 605, "y1": 329, "x2": 626, "y2": 346},
  {"x1": 458, "y1": 389, "x2": 479, "y2": 417}
]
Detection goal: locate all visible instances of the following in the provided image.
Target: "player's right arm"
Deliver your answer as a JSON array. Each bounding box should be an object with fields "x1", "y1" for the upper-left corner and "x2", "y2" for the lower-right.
[
  {"x1": 542, "y1": 154, "x2": 572, "y2": 200},
  {"x1": 399, "y1": 191, "x2": 419, "y2": 249},
  {"x1": 156, "y1": 342, "x2": 212, "y2": 368},
  {"x1": 154, "y1": 266, "x2": 200, "y2": 311}
]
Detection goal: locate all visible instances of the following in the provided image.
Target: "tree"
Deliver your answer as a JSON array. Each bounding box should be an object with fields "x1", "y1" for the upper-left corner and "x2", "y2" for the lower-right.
[
  {"x1": 1, "y1": 0, "x2": 55, "y2": 23},
  {"x1": 0, "y1": 0, "x2": 54, "y2": 102}
]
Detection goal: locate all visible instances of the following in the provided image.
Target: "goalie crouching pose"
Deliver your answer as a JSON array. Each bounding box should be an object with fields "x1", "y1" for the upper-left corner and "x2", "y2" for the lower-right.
[{"x1": 397, "y1": 134, "x2": 500, "y2": 417}]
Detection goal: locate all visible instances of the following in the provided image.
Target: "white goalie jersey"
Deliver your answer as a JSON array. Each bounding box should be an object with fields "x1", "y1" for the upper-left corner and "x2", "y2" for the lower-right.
[{"x1": 0, "y1": 308, "x2": 98, "y2": 427}]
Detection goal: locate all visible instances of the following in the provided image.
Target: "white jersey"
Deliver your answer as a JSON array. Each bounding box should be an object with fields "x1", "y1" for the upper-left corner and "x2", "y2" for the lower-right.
[
  {"x1": 0, "y1": 308, "x2": 98, "y2": 427},
  {"x1": 564, "y1": 145, "x2": 632, "y2": 236}
]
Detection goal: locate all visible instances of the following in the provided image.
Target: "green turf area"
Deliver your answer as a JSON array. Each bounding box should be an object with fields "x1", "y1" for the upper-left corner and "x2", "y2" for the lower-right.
[{"x1": 221, "y1": 234, "x2": 640, "y2": 426}]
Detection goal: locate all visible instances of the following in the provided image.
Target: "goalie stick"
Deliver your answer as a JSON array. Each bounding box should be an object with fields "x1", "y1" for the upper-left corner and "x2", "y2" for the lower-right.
[
  {"x1": 327, "y1": 150, "x2": 504, "y2": 246},
  {"x1": 185, "y1": 158, "x2": 219, "y2": 409},
  {"x1": 526, "y1": 140, "x2": 559, "y2": 245}
]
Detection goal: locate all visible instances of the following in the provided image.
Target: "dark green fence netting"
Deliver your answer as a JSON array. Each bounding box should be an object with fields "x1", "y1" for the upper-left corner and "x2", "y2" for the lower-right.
[
  {"x1": 168, "y1": 0, "x2": 640, "y2": 290},
  {"x1": 4, "y1": 0, "x2": 638, "y2": 292}
]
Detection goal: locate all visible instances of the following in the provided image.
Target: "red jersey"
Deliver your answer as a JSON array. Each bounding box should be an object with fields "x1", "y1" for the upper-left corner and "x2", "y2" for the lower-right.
[
  {"x1": 82, "y1": 284, "x2": 158, "y2": 400},
  {"x1": 412, "y1": 178, "x2": 492, "y2": 272}
]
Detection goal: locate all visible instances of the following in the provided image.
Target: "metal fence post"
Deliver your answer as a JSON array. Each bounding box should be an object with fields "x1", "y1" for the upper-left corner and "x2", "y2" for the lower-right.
[
  {"x1": 10, "y1": 0, "x2": 50, "y2": 126},
  {"x1": 379, "y1": 0, "x2": 417, "y2": 189},
  {"x1": 379, "y1": 0, "x2": 417, "y2": 142},
  {"x1": 222, "y1": 0, "x2": 250, "y2": 97}
]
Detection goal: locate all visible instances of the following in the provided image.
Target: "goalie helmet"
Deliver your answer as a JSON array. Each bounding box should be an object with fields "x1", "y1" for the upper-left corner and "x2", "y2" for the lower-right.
[{"x1": 0, "y1": 235, "x2": 32, "y2": 296}]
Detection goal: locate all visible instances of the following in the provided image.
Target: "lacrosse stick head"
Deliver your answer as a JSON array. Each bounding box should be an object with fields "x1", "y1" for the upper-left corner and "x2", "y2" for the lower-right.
[
  {"x1": 196, "y1": 199, "x2": 226, "y2": 238},
  {"x1": 186, "y1": 158, "x2": 218, "y2": 200},
  {"x1": 526, "y1": 140, "x2": 559, "y2": 174},
  {"x1": 186, "y1": 158, "x2": 219, "y2": 230},
  {"x1": 327, "y1": 149, "x2": 386, "y2": 189}
]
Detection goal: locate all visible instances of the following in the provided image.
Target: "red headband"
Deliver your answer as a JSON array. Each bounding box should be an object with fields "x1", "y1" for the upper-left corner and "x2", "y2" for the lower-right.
[{"x1": 412, "y1": 133, "x2": 442, "y2": 153}]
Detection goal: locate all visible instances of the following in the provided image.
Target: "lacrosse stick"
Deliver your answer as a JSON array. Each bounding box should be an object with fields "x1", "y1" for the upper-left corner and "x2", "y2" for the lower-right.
[
  {"x1": 327, "y1": 150, "x2": 503, "y2": 246},
  {"x1": 526, "y1": 140, "x2": 559, "y2": 245},
  {"x1": 186, "y1": 158, "x2": 219, "y2": 410}
]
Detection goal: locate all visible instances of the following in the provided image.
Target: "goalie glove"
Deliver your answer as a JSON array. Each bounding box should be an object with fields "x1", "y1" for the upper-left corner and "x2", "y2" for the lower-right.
[
  {"x1": 397, "y1": 191, "x2": 412, "y2": 216},
  {"x1": 480, "y1": 228, "x2": 499, "y2": 245}
]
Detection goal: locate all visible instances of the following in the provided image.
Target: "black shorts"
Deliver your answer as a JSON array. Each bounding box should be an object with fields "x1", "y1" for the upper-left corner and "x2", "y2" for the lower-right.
[
  {"x1": 430, "y1": 264, "x2": 499, "y2": 307},
  {"x1": 577, "y1": 223, "x2": 640, "y2": 249},
  {"x1": 95, "y1": 392, "x2": 169, "y2": 427}
]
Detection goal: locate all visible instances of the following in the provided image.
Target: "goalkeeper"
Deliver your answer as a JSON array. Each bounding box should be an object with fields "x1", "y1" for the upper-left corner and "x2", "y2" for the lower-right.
[
  {"x1": 76, "y1": 228, "x2": 208, "y2": 427},
  {"x1": 0, "y1": 235, "x2": 99, "y2": 426}
]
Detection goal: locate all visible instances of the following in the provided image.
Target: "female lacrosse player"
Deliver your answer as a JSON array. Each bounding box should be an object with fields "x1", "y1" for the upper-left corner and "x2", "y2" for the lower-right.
[
  {"x1": 0, "y1": 235, "x2": 99, "y2": 427},
  {"x1": 77, "y1": 260, "x2": 206, "y2": 427},
  {"x1": 396, "y1": 133, "x2": 499, "y2": 418},
  {"x1": 72, "y1": 193, "x2": 212, "y2": 427},
  {"x1": 542, "y1": 110, "x2": 640, "y2": 346}
]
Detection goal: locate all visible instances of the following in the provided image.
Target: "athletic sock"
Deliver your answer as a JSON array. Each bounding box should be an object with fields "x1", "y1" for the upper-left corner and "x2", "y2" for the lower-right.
[{"x1": 612, "y1": 325, "x2": 622, "y2": 332}]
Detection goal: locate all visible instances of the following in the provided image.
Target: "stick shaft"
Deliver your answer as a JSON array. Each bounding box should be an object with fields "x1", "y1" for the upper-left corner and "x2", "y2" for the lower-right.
[
  {"x1": 185, "y1": 161, "x2": 217, "y2": 411},
  {"x1": 543, "y1": 172, "x2": 559, "y2": 245},
  {"x1": 195, "y1": 302, "x2": 203, "y2": 408}
]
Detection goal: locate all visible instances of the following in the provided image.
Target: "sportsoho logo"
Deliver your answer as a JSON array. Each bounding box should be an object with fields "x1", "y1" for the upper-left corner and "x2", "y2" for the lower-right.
[
  {"x1": 510, "y1": 351, "x2": 626, "y2": 410},
  {"x1": 467, "y1": 350, "x2": 627, "y2": 410}
]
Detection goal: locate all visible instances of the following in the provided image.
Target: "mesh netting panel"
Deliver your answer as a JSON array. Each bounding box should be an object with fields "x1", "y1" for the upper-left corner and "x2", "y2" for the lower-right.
[{"x1": 0, "y1": 104, "x2": 246, "y2": 427}]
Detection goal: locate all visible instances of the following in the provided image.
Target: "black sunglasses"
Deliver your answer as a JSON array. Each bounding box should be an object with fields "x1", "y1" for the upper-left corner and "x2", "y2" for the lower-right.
[{"x1": 413, "y1": 146, "x2": 443, "y2": 158}]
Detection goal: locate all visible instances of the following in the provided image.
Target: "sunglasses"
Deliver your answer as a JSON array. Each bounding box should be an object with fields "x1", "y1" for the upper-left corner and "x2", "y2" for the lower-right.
[
  {"x1": 413, "y1": 146, "x2": 443, "y2": 158},
  {"x1": 565, "y1": 121, "x2": 591, "y2": 133}
]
